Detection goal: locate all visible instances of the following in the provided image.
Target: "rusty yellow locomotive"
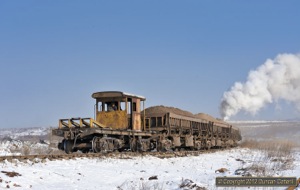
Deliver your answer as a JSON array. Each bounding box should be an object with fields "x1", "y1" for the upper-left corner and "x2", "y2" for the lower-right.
[{"x1": 52, "y1": 91, "x2": 242, "y2": 153}]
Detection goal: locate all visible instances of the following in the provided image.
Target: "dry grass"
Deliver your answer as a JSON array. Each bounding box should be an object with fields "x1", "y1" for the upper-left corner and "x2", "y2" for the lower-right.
[
  {"x1": 7, "y1": 140, "x2": 60, "y2": 156},
  {"x1": 117, "y1": 180, "x2": 164, "y2": 190},
  {"x1": 3, "y1": 127, "x2": 64, "y2": 156},
  {"x1": 239, "y1": 139, "x2": 296, "y2": 176},
  {"x1": 179, "y1": 178, "x2": 207, "y2": 190},
  {"x1": 240, "y1": 139, "x2": 295, "y2": 158},
  {"x1": 22, "y1": 145, "x2": 31, "y2": 156}
]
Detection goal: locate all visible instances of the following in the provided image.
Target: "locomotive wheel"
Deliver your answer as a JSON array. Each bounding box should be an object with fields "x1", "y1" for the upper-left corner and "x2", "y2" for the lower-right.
[
  {"x1": 137, "y1": 139, "x2": 150, "y2": 152},
  {"x1": 92, "y1": 137, "x2": 119, "y2": 153},
  {"x1": 130, "y1": 138, "x2": 137, "y2": 152},
  {"x1": 63, "y1": 139, "x2": 74, "y2": 154},
  {"x1": 195, "y1": 142, "x2": 201, "y2": 150},
  {"x1": 93, "y1": 138, "x2": 109, "y2": 153},
  {"x1": 58, "y1": 141, "x2": 64, "y2": 151},
  {"x1": 158, "y1": 139, "x2": 172, "y2": 152},
  {"x1": 99, "y1": 139, "x2": 109, "y2": 152},
  {"x1": 92, "y1": 137, "x2": 100, "y2": 153},
  {"x1": 81, "y1": 149, "x2": 90, "y2": 153},
  {"x1": 206, "y1": 142, "x2": 211, "y2": 150}
]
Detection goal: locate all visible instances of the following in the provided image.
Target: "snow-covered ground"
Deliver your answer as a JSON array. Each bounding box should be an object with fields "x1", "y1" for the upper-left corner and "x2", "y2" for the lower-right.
[
  {"x1": 0, "y1": 122, "x2": 299, "y2": 189},
  {"x1": 0, "y1": 148, "x2": 299, "y2": 190}
]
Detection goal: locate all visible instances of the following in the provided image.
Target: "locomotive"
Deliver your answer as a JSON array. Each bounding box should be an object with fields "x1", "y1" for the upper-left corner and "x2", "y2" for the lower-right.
[{"x1": 52, "y1": 91, "x2": 242, "y2": 154}]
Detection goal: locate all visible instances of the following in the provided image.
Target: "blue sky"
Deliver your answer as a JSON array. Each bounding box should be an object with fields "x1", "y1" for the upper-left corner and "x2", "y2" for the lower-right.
[{"x1": 1, "y1": 1, "x2": 300, "y2": 128}]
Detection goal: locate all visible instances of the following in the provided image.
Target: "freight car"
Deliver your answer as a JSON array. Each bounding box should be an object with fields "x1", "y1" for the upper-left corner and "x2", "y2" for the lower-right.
[{"x1": 52, "y1": 91, "x2": 241, "y2": 154}]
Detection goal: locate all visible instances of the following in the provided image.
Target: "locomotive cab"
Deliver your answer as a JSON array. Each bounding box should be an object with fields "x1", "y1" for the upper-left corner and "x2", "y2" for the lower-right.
[{"x1": 92, "y1": 91, "x2": 146, "y2": 131}]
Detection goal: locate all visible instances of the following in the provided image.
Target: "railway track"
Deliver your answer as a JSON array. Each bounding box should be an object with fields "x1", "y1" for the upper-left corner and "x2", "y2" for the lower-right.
[{"x1": 0, "y1": 148, "x2": 229, "y2": 163}]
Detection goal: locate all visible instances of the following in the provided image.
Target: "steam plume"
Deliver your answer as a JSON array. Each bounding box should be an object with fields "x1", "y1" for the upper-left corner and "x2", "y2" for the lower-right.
[{"x1": 220, "y1": 53, "x2": 300, "y2": 120}]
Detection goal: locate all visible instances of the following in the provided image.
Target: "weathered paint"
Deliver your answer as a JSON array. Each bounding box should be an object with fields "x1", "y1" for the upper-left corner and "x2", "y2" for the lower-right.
[
  {"x1": 132, "y1": 99, "x2": 141, "y2": 131},
  {"x1": 97, "y1": 110, "x2": 128, "y2": 130}
]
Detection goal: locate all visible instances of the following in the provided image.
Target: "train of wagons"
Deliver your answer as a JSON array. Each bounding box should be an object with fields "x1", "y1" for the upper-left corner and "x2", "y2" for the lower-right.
[{"x1": 52, "y1": 91, "x2": 242, "y2": 154}]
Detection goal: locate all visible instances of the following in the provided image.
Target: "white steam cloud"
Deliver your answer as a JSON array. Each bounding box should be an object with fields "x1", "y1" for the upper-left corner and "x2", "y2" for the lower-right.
[{"x1": 220, "y1": 53, "x2": 300, "y2": 120}]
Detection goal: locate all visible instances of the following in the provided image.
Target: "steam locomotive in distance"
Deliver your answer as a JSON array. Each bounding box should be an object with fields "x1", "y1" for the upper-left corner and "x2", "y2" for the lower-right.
[{"x1": 52, "y1": 91, "x2": 242, "y2": 154}]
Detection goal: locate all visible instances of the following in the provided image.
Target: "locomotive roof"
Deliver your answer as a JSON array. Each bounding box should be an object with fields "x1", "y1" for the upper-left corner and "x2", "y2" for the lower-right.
[{"x1": 92, "y1": 91, "x2": 146, "y2": 101}]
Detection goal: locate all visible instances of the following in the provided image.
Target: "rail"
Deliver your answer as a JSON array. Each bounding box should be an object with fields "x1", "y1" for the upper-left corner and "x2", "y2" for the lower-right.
[{"x1": 0, "y1": 148, "x2": 229, "y2": 163}]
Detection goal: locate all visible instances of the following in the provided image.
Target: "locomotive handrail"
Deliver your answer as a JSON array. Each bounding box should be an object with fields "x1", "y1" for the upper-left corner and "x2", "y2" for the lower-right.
[{"x1": 59, "y1": 118, "x2": 107, "y2": 129}]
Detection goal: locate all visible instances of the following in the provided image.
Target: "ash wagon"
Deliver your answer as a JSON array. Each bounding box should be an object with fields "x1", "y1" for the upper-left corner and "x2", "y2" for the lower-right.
[{"x1": 52, "y1": 91, "x2": 241, "y2": 153}]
